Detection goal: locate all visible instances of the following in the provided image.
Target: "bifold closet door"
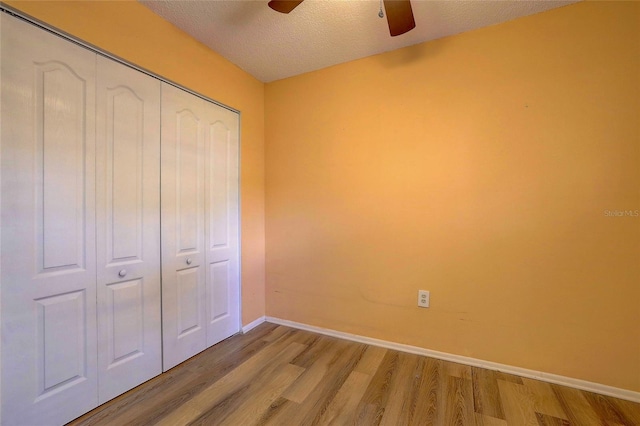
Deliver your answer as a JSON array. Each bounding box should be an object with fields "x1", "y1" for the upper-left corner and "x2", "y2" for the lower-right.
[
  {"x1": 1, "y1": 14, "x2": 98, "y2": 425},
  {"x1": 95, "y1": 56, "x2": 162, "y2": 403},
  {"x1": 161, "y1": 83, "x2": 208, "y2": 370},
  {"x1": 161, "y1": 83, "x2": 240, "y2": 371},
  {"x1": 203, "y1": 102, "x2": 240, "y2": 348}
]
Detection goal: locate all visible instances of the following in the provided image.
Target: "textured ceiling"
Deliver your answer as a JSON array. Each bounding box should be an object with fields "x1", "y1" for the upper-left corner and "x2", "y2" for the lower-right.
[{"x1": 140, "y1": 0, "x2": 579, "y2": 83}]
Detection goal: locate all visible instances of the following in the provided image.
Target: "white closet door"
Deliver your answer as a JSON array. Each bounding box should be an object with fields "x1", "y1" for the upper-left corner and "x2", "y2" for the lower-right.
[
  {"x1": 161, "y1": 83, "x2": 207, "y2": 371},
  {"x1": 0, "y1": 14, "x2": 98, "y2": 425},
  {"x1": 204, "y1": 104, "x2": 240, "y2": 347},
  {"x1": 96, "y1": 56, "x2": 162, "y2": 403}
]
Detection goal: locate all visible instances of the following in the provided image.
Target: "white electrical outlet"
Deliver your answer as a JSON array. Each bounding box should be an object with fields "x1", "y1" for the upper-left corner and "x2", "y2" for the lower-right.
[{"x1": 418, "y1": 290, "x2": 430, "y2": 308}]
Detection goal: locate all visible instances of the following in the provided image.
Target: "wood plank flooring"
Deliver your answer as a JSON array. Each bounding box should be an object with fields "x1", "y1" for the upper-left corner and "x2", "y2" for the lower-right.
[{"x1": 68, "y1": 323, "x2": 640, "y2": 426}]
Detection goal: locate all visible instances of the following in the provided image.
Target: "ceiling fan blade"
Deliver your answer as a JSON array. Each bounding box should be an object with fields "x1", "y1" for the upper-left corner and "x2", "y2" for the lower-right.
[
  {"x1": 383, "y1": 0, "x2": 416, "y2": 36},
  {"x1": 268, "y1": 0, "x2": 304, "y2": 14}
]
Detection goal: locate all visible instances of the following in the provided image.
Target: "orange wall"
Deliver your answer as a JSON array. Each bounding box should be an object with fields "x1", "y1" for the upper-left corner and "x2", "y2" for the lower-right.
[
  {"x1": 265, "y1": 1, "x2": 640, "y2": 392},
  {"x1": 5, "y1": 0, "x2": 266, "y2": 325}
]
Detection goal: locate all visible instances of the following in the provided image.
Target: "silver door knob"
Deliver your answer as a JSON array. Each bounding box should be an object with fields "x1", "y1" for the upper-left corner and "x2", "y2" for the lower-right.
[
  {"x1": 186, "y1": 258, "x2": 192, "y2": 265},
  {"x1": 118, "y1": 269, "x2": 127, "y2": 278}
]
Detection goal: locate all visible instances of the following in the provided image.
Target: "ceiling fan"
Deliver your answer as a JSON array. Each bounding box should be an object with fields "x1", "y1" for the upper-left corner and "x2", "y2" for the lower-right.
[{"x1": 267, "y1": 0, "x2": 416, "y2": 37}]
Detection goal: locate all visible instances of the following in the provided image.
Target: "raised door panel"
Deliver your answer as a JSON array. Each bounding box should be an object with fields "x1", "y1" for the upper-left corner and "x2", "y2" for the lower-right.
[
  {"x1": 38, "y1": 63, "x2": 87, "y2": 272},
  {"x1": 161, "y1": 83, "x2": 207, "y2": 371},
  {"x1": 204, "y1": 106, "x2": 240, "y2": 347},
  {"x1": 0, "y1": 14, "x2": 98, "y2": 425},
  {"x1": 177, "y1": 111, "x2": 201, "y2": 252},
  {"x1": 36, "y1": 291, "x2": 88, "y2": 394},
  {"x1": 96, "y1": 56, "x2": 161, "y2": 403},
  {"x1": 177, "y1": 268, "x2": 202, "y2": 335},
  {"x1": 106, "y1": 280, "x2": 144, "y2": 361}
]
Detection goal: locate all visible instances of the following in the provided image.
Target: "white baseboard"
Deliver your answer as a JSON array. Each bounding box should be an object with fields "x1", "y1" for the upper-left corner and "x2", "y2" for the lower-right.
[
  {"x1": 265, "y1": 316, "x2": 640, "y2": 403},
  {"x1": 242, "y1": 316, "x2": 266, "y2": 334}
]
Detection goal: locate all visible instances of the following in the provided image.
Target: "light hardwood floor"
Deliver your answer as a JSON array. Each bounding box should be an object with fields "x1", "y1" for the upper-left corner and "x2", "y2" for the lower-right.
[{"x1": 68, "y1": 322, "x2": 640, "y2": 425}]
